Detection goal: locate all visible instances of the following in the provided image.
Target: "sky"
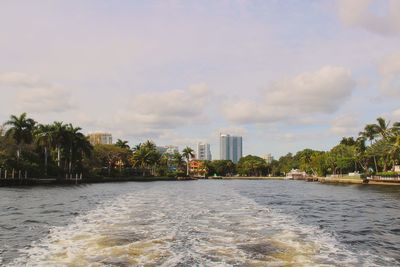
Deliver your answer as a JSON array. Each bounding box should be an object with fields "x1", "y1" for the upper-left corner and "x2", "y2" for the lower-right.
[{"x1": 0, "y1": 0, "x2": 399, "y2": 159}]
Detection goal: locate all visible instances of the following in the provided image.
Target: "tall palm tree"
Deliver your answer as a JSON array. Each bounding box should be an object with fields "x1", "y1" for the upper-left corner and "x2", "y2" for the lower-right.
[
  {"x1": 131, "y1": 145, "x2": 152, "y2": 176},
  {"x1": 4, "y1": 113, "x2": 36, "y2": 161},
  {"x1": 372, "y1": 117, "x2": 391, "y2": 140},
  {"x1": 64, "y1": 124, "x2": 88, "y2": 174},
  {"x1": 182, "y1": 146, "x2": 195, "y2": 176},
  {"x1": 51, "y1": 121, "x2": 67, "y2": 167},
  {"x1": 359, "y1": 124, "x2": 378, "y2": 172},
  {"x1": 35, "y1": 124, "x2": 53, "y2": 177},
  {"x1": 115, "y1": 139, "x2": 130, "y2": 149},
  {"x1": 71, "y1": 131, "x2": 92, "y2": 174}
]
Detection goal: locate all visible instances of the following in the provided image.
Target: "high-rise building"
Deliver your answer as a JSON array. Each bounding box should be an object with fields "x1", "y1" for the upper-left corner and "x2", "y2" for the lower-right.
[
  {"x1": 197, "y1": 142, "x2": 212, "y2": 161},
  {"x1": 262, "y1": 153, "x2": 274, "y2": 164},
  {"x1": 220, "y1": 134, "x2": 242, "y2": 163},
  {"x1": 88, "y1": 133, "x2": 112, "y2": 145}
]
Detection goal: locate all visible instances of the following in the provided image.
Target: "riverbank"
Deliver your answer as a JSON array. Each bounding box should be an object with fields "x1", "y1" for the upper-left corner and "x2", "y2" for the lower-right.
[
  {"x1": 214, "y1": 175, "x2": 400, "y2": 186},
  {"x1": 215, "y1": 176, "x2": 286, "y2": 180},
  {"x1": 2, "y1": 175, "x2": 400, "y2": 187},
  {"x1": 0, "y1": 176, "x2": 192, "y2": 187}
]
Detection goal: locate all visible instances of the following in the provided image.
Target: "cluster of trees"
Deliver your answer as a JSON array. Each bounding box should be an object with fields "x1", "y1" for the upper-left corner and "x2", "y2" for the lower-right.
[
  {"x1": 0, "y1": 113, "x2": 199, "y2": 179},
  {"x1": 0, "y1": 113, "x2": 92, "y2": 178},
  {"x1": 269, "y1": 117, "x2": 400, "y2": 177},
  {"x1": 1, "y1": 113, "x2": 398, "y2": 179}
]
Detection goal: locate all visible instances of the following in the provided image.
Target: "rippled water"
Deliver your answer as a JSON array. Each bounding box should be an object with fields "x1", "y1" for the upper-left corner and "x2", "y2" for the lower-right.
[{"x1": 1, "y1": 180, "x2": 400, "y2": 266}]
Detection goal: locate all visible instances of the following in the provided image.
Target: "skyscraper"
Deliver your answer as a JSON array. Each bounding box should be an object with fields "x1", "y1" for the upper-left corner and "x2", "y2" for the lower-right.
[
  {"x1": 219, "y1": 134, "x2": 242, "y2": 163},
  {"x1": 197, "y1": 142, "x2": 212, "y2": 160}
]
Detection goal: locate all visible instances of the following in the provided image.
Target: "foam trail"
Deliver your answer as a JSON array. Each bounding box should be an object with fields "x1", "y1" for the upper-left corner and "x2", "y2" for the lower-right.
[{"x1": 11, "y1": 184, "x2": 385, "y2": 266}]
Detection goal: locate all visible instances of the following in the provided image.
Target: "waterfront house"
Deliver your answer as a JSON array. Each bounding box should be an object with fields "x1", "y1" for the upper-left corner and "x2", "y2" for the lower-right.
[{"x1": 286, "y1": 169, "x2": 307, "y2": 179}]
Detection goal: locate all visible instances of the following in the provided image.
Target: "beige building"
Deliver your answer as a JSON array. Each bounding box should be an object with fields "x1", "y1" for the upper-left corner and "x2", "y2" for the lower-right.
[
  {"x1": 88, "y1": 133, "x2": 112, "y2": 145},
  {"x1": 262, "y1": 153, "x2": 274, "y2": 164}
]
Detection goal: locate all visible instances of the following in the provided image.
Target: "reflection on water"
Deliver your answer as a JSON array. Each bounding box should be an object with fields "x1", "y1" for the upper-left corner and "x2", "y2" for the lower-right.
[{"x1": 1, "y1": 181, "x2": 400, "y2": 266}]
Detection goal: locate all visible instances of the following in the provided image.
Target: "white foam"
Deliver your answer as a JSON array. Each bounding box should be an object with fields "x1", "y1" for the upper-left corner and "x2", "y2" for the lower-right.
[{"x1": 10, "y1": 183, "x2": 391, "y2": 266}]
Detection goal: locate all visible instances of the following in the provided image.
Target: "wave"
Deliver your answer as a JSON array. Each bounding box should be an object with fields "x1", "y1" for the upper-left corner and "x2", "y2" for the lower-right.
[{"x1": 10, "y1": 183, "x2": 394, "y2": 266}]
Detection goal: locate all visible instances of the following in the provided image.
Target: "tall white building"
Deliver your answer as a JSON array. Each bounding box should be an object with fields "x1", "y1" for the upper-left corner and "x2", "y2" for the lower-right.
[
  {"x1": 220, "y1": 134, "x2": 242, "y2": 163},
  {"x1": 197, "y1": 142, "x2": 212, "y2": 161}
]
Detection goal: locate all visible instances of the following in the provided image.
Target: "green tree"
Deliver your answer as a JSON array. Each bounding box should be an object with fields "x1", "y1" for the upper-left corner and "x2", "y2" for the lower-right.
[
  {"x1": 182, "y1": 146, "x2": 195, "y2": 176},
  {"x1": 89, "y1": 144, "x2": 131, "y2": 177},
  {"x1": 4, "y1": 113, "x2": 36, "y2": 162},
  {"x1": 34, "y1": 124, "x2": 53, "y2": 177},
  {"x1": 115, "y1": 139, "x2": 130, "y2": 149},
  {"x1": 206, "y1": 160, "x2": 235, "y2": 176},
  {"x1": 51, "y1": 121, "x2": 68, "y2": 168},
  {"x1": 359, "y1": 124, "x2": 379, "y2": 172},
  {"x1": 131, "y1": 141, "x2": 160, "y2": 176},
  {"x1": 237, "y1": 155, "x2": 268, "y2": 176},
  {"x1": 172, "y1": 152, "x2": 185, "y2": 171}
]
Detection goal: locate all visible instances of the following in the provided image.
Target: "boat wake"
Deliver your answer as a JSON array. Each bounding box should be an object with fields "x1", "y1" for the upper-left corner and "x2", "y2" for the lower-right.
[{"x1": 11, "y1": 183, "x2": 387, "y2": 266}]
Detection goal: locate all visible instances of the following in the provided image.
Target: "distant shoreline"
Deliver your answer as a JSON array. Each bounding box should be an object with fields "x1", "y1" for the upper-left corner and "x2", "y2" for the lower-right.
[
  {"x1": 1, "y1": 175, "x2": 400, "y2": 187},
  {"x1": 213, "y1": 176, "x2": 400, "y2": 186}
]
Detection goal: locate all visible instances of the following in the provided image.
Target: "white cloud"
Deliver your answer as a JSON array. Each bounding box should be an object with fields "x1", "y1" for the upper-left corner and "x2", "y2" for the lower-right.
[
  {"x1": 213, "y1": 126, "x2": 248, "y2": 137},
  {"x1": 105, "y1": 83, "x2": 210, "y2": 138},
  {"x1": 0, "y1": 72, "x2": 44, "y2": 87},
  {"x1": 337, "y1": 0, "x2": 400, "y2": 35},
  {"x1": 16, "y1": 86, "x2": 73, "y2": 113},
  {"x1": 0, "y1": 72, "x2": 73, "y2": 114},
  {"x1": 389, "y1": 108, "x2": 400, "y2": 122},
  {"x1": 379, "y1": 51, "x2": 400, "y2": 96},
  {"x1": 330, "y1": 116, "x2": 360, "y2": 136},
  {"x1": 223, "y1": 66, "x2": 356, "y2": 124}
]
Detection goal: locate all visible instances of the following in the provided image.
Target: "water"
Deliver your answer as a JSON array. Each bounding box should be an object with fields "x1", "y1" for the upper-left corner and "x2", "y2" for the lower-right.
[{"x1": 1, "y1": 180, "x2": 400, "y2": 266}]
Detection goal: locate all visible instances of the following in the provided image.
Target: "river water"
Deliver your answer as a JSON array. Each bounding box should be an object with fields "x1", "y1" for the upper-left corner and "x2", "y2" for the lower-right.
[{"x1": 0, "y1": 180, "x2": 399, "y2": 266}]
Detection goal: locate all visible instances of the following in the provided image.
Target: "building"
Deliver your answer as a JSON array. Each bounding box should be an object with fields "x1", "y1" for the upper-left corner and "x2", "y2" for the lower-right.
[
  {"x1": 286, "y1": 169, "x2": 307, "y2": 179},
  {"x1": 189, "y1": 160, "x2": 207, "y2": 178},
  {"x1": 156, "y1": 145, "x2": 180, "y2": 172},
  {"x1": 220, "y1": 134, "x2": 242, "y2": 163},
  {"x1": 88, "y1": 133, "x2": 112, "y2": 145},
  {"x1": 156, "y1": 145, "x2": 179, "y2": 155},
  {"x1": 262, "y1": 154, "x2": 274, "y2": 164},
  {"x1": 197, "y1": 142, "x2": 212, "y2": 161}
]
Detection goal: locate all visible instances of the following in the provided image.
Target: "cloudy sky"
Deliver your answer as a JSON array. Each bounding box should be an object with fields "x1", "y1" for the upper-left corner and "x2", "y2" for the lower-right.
[{"x1": 0, "y1": 0, "x2": 399, "y2": 159}]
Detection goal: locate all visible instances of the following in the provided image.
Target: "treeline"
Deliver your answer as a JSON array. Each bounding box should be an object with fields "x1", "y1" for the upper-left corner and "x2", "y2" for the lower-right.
[
  {"x1": 269, "y1": 117, "x2": 400, "y2": 177},
  {"x1": 0, "y1": 113, "x2": 201, "y2": 179},
  {"x1": 1, "y1": 113, "x2": 399, "y2": 179}
]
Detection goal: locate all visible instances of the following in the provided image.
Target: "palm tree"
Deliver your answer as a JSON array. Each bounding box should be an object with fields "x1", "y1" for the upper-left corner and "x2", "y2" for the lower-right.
[
  {"x1": 4, "y1": 113, "x2": 36, "y2": 161},
  {"x1": 340, "y1": 137, "x2": 356, "y2": 146},
  {"x1": 131, "y1": 145, "x2": 151, "y2": 176},
  {"x1": 35, "y1": 124, "x2": 53, "y2": 177},
  {"x1": 182, "y1": 146, "x2": 195, "y2": 176},
  {"x1": 71, "y1": 131, "x2": 92, "y2": 174},
  {"x1": 130, "y1": 141, "x2": 160, "y2": 176},
  {"x1": 392, "y1": 122, "x2": 400, "y2": 135},
  {"x1": 142, "y1": 140, "x2": 156, "y2": 150},
  {"x1": 172, "y1": 152, "x2": 185, "y2": 171},
  {"x1": 64, "y1": 124, "x2": 86, "y2": 174},
  {"x1": 51, "y1": 121, "x2": 67, "y2": 167},
  {"x1": 359, "y1": 124, "x2": 378, "y2": 172},
  {"x1": 132, "y1": 143, "x2": 142, "y2": 152},
  {"x1": 115, "y1": 139, "x2": 130, "y2": 149},
  {"x1": 389, "y1": 135, "x2": 400, "y2": 170},
  {"x1": 372, "y1": 117, "x2": 391, "y2": 140}
]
